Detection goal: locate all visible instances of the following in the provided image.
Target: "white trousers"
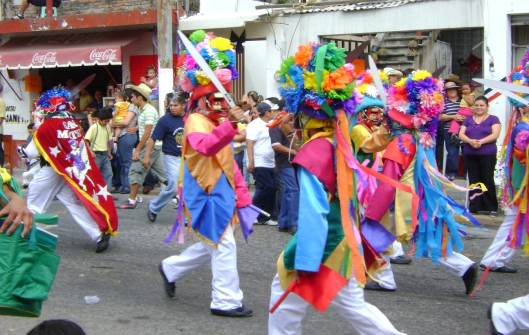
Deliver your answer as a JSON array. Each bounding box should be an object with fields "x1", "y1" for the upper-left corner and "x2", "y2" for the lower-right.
[
  {"x1": 492, "y1": 294, "x2": 529, "y2": 334},
  {"x1": 268, "y1": 274, "x2": 406, "y2": 335},
  {"x1": 389, "y1": 241, "x2": 405, "y2": 259},
  {"x1": 22, "y1": 163, "x2": 41, "y2": 187},
  {"x1": 371, "y1": 251, "x2": 473, "y2": 290},
  {"x1": 161, "y1": 225, "x2": 244, "y2": 310},
  {"x1": 26, "y1": 166, "x2": 101, "y2": 241},
  {"x1": 438, "y1": 252, "x2": 474, "y2": 277},
  {"x1": 370, "y1": 256, "x2": 397, "y2": 290},
  {"x1": 481, "y1": 207, "x2": 517, "y2": 269}
]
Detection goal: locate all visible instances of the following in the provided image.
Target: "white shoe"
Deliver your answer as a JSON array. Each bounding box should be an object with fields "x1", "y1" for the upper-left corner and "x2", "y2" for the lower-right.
[
  {"x1": 135, "y1": 196, "x2": 143, "y2": 203},
  {"x1": 265, "y1": 220, "x2": 278, "y2": 226}
]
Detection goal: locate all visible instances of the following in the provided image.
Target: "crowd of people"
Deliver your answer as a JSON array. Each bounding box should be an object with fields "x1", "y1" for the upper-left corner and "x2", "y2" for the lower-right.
[{"x1": 0, "y1": 29, "x2": 528, "y2": 335}]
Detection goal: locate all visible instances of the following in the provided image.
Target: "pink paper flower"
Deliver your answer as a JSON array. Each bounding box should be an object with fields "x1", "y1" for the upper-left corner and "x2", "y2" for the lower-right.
[
  {"x1": 514, "y1": 130, "x2": 529, "y2": 151},
  {"x1": 180, "y1": 76, "x2": 194, "y2": 92},
  {"x1": 215, "y1": 68, "x2": 232, "y2": 85}
]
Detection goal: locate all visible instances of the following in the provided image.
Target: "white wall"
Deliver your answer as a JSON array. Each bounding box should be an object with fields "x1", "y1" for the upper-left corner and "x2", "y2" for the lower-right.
[
  {"x1": 483, "y1": 0, "x2": 529, "y2": 134},
  {"x1": 1, "y1": 69, "x2": 31, "y2": 140},
  {"x1": 200, "y1": 0, "x2": 261, "y2": 14},
  {"x1": 243, "y1": 40, "x2": 268, "y2": 98}
]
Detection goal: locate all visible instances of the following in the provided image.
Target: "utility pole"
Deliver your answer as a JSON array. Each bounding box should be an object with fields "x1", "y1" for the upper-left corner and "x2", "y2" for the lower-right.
[{"x1": 157, "y1": 0, "x2": 174, "y2": 115}]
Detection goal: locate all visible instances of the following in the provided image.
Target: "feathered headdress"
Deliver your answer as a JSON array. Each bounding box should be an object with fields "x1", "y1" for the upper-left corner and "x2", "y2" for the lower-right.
[
  {"x1": 36, "y1": 88, "x2": 75, "y2": 114},
  {"x1": 277, "y1": 42, "x2": 356, "y2": 119},
  {"x1": 178, "y1": 30, "x2": 238, "y2": 102},
  {"x1": 386, "y1": 70, "x2": 444, "y2": 147}
]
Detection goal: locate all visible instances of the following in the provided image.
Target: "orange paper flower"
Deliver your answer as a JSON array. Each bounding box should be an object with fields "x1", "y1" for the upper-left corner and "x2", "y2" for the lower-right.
[
  {"x1": 294, "y1": 45, "x2": 313, "y2": 68},
  {"x1": 322, "y1": 67, "x2": 353, "y2": 91}
]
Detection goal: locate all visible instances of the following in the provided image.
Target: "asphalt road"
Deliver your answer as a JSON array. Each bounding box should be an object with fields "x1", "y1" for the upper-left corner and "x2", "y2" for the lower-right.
[{"x1": 2, "y1": 191, "x2": 528, "y2": 335}]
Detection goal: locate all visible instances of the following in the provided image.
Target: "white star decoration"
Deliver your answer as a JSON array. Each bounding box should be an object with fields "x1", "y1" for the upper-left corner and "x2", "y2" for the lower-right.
[
  {"x1": 96, "y1": 185, "x2": 111, "y2": 201},
  {"x1": 49, "y1": 146, "x2": 61, "y2": 157}
]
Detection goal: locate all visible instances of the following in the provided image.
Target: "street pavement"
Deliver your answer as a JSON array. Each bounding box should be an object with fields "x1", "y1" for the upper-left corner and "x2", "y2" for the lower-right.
[{"x1": 2, "y1": 190, "x2": 529, "y2": 335}]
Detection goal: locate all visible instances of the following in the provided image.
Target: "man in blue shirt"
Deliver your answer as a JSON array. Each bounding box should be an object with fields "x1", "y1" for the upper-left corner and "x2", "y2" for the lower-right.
[{"x1": 142, "y1": 92, "x2": 187, "y2": 222}]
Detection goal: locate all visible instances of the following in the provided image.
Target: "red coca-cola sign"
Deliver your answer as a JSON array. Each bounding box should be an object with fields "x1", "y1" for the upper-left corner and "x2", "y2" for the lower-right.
[
  {"x1": 32, "y1": 52, "x2": 57, "y2": 66},
  {"x1": 89, "y1": 49, "x2": 118, "y2": 63}
]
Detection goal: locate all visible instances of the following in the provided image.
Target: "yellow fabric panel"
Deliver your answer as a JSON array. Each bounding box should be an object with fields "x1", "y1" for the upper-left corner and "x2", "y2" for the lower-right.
[
  {"x1": 183, "y1": 113, "x2": 234, "y2": 192},
  {"x1": 350, "y1": 124, "x2": 371, "y2": 153},
  {"x1": 393, "y1": 156, "x2": 416, "y2": 242}
]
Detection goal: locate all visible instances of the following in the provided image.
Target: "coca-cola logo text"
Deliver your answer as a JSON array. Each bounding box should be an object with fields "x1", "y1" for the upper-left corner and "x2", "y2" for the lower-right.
[
  {"x1": 32, "y1": 52, "x2": 57, "y2": 65},
  {"x1": 89, "y1": 49, "x2": 118, "y2": 62}
]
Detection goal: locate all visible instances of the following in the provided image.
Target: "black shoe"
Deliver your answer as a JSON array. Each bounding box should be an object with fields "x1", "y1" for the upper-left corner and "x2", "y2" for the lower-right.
[
  {"x1": 210, "y1": 305, "x2": 253, "y2": 317},
  {"x1": 278, "y1": 227, "x2": 290, "y2": 233},
  {"x1": 462, "y1": 263, "x2": 478, "y2": 295},
  {"x1": 159, "y1": 263, "x2": 175, "y2": 298},
  {"x1": 364, "y1": 281, "x2": 396, "y2": 292},
  {"x1": 389, "y1": 255, "x2": 412, "y2": 265},
  {"x1": 289, "y1": 226, "x2": 297, "y2": 235},
  {"x1": 480, "y1": 264, "x2": 518, "y2": 273},
  {"x1": 147, "y1": 209, "x2": 157, "y2": 223},
  {"x1": 488, "y1": 304, "x2": 503, "y2": 335},
  {"x1": 95, "y1": 233, "x2": 111, "y2": 253}
]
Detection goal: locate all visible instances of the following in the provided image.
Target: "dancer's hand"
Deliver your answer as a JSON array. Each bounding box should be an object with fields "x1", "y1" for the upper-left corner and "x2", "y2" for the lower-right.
[
  {"x1": 132, "y1": 149, "x2": 140, "y2": 161},
  {"x1": 228, "y1": 106, "x2": 244, "y2": 122},
  {"x1": 0, "y1": 193, "x2": 33, "y2": 237},
  {"x1": 142, "y1": 156, "x2": 150, "y2": 169}
]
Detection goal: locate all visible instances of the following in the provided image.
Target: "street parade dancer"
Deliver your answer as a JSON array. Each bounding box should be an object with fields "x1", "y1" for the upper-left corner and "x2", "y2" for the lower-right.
[
  {"x1": 361, "y1": 71, "x2": 481, "y2": 295},
  {"x1": 159, "y1": 30, "x2": 256, "y2": 317},
  {"x1": 486, "y1": 50, "x2": 529, "y2": 335},
  {"x1": 349, "y1": 71, "x2": 402, "y2": 291},
  {"x1": 267, "y1": 42, "x2": 405, "y2": 335},
  {"x1": 24, "y1": 89, "x2": 119, "y2": 253}
]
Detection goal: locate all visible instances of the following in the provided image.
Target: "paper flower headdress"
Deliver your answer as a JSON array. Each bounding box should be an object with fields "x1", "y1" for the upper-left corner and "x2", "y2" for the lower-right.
[
  {"x1": 508, "y1": 47, "x2": 529, "y2": 108},
  {"x1": 179, "y1": 30, "x2": 238, "y2": 101},
  {"x1": 277, "y1": 42, "x2": 357, "y2": 119},
  {"x1": 386, "y1": 70, "x2": 444, "y2": 146},
  {"x1": 346, "y1": 71, "x2": 385, "y2": 114}
]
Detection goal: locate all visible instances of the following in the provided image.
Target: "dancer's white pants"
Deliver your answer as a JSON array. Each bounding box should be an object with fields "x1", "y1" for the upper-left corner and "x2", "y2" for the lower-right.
[
  {"x1": 268, "y1": 274, "x2": 406, "y2": 335},
  {"x1": 389, "y1": 241, "x2": 405, "y2": 259},
  {"x1": 370, "y1": 250, "x2": 473, "y2": 289},
  {"x1": 161, "y1": 225, "x2": 244, "y2": 310},
  {"x1": 481, "y1": 206, "x2": 517, "y2": 269},
  {"x1": 492, "y1": 294, "x2": 529, "y2": 334},
  {"x1": 26, "y1": 166, "x2": 100, "y2": 241}
]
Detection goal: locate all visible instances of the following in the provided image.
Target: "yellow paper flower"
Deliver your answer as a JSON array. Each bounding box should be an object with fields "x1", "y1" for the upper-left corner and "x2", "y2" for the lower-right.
[
  {"x1": 196, "y1": 71, "x2": 211, "y2": 85},
  {"x1": 303, "y1": 70, "x2": 317, "y2": 90},
  {"x1": 412, "y1": 70, "x2": 431, "y2": 81},
  {"x1": 395, "y1": 78, "x2": 407, "y2": 88},
  {"x1": 210, "y1": 37, "x2": 232, "y2": 51},
  {"x1": 379, "y1": 70, "x2": 388, "y2": 83}
]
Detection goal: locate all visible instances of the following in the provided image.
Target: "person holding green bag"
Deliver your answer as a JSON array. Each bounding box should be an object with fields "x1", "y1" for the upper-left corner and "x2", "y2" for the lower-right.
[
  {"x1": 0, "y1": 167, "x2": 61, "y2": 318},
  {"x1": 0, "y1": 167, "x2": 32, "y2": 237}
]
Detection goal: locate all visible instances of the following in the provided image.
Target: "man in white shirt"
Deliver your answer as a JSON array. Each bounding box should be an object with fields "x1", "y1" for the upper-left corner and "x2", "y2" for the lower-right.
[{"x1": 246, "y1": 101, "x2": 278, "y2": 225}]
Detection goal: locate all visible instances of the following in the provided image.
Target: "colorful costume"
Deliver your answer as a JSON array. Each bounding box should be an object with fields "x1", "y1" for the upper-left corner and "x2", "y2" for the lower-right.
[
  {"x1": 488, "y1": 48, "x2": 529, "y2": 334},
  {"x1": 160, "y1": 31, "x2": 256, "y2": 315},
  {"x1": 26, "y1": 89, "x2": 118, "y2": 253},
  {"x1": 268, "y1": 42, "x2": 404, "y2": 335},
  {"x1": 362, "y1": 71, "x2": 480, "y2": 294}
]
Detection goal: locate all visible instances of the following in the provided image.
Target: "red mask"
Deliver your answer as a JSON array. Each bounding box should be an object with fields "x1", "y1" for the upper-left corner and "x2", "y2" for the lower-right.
[{"x1": 359, "y1": 107, "x2": 385, "y2": 130}]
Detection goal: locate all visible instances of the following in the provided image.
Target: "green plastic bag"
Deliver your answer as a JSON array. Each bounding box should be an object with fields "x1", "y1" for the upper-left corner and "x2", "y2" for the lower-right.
[{"x1": 0, "y1": 213, "x2": 60, "y2": 317}]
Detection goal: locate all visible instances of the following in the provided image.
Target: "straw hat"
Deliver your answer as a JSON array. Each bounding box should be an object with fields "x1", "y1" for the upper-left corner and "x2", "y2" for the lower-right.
[
  {"x1": 383, "y1": 67, "x2": 403, "y2": 78},
  {"x1": 127, "y1": 83, "x2": 152, "y2": 100}
]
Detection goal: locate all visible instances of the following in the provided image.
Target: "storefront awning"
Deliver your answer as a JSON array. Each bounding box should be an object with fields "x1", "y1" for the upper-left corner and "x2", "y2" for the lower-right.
[{"x1": 0, "y1": 33, "x2": 136, "y2": 69}]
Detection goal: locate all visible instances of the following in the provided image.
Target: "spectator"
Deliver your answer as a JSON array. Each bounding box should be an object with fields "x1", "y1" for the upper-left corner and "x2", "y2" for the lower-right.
[
  {"x1": 269, "y1": 108, "x2": 299, "y2": 234},
  {"x1": 246, "y1": 100, "x2": 278, "y2": 225},
  {"x1": 141, "y1": 66, "x2": 159, "y2": 108},
  {"x1": 448, "y1": 82, "x2": 475, "y2": 136},
  {"x1": 13, "y1": 0, "x2": 61, "y2": 19},
  {"x1": 0, "y1": 84, "x2": 5, "y2": 166},
  {"x1": 459, "y1": 95, "x2": 501, "y2": 214},
  {"x1": 113, "y1": 89, "x2": 138, "y2": 194},
  {"x1": 27, "y1": 319, "x2": 85, "y2": 335},
  {"x1": 439, "y1": 80, "x2": 464, "y2": 180},
  {"x1": 144, "y1": 92, "x2": 187, "y2": 222},
  {"x1": 75, "y1": 89, "x2": 93, "y2": 132},
  {"x1": 84, "y1": 107, "x2": 113, "y2": 188},
  {"x1": 120, "y1": 83, "x2": 166, "y2": 209},
  {"x1": 383, "y1": 67, "x2": 403, "y2": 85}
]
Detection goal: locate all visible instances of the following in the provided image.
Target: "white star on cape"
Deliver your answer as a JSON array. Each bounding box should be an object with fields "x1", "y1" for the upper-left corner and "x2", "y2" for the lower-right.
[
  {"x1": 49, "y1": 146, "x2": 60, "y2": 157},
  {"x1": 96, "y1": 185, "x2": 111, "y2": 201}
]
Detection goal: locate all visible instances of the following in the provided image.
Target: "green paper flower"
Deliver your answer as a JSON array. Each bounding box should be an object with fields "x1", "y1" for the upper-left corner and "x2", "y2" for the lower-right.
[
  {"x1": 190, "y1": 30, "x2": 206, "y2": 44},
  {"x1": 323, "y1": 43, "x2": 346, "y2": 72}
]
